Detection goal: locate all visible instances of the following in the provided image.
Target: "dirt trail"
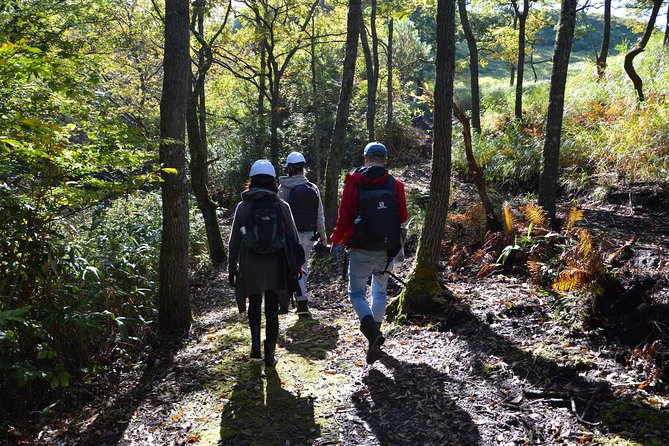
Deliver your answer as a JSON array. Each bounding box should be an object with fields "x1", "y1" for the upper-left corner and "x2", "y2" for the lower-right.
[{"x1": 24, "y1": 175, "x2": 669, "y2": 446}]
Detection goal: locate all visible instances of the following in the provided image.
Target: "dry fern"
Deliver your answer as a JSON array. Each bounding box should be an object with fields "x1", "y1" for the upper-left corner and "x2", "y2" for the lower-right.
[
  {"x1": 519, "y1": 203, "x2": 547, "y2": 227},
  {"x1": 564, "y1": 206, "x2": 585, "y2": 232},
  {"x1": 503, "y1": 201, "x2": 514, "y2": 234},
  {"x1": 552, "y1": 269, "x2": 590, "y2": 292}
]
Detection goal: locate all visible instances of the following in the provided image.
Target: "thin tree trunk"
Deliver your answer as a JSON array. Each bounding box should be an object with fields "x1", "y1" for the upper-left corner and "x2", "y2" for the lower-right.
[
  {"x1": 256, "y1": 44, "x2": 267, "y2": 156},
  {"x1": 665, "y1": 1, "x2": 668, "y2": 46},
  {"x1": 187, "y1": 95, "x2": 226, "y2": 265},
  {"x1": 159, "y1": 0, "x2": 191, "y2": 336},
  {"x1": 514, "y1": 0, "x2": 529, "y2": 120},
  {"x1": 311, "y1": 17, "x2": 322, "y2": 186},
  {"x1": 624, "y1": 0, "x2": 663, "y2": 102},
  {"x1": 453, "y1": 103, "x2": 498, "y2": 230},
  {"x1": 457, "y1": 0, "x2": 481, "y2": 133},
  {"x1": 389, "y1": 0, "x2": 456, "y2": 318},
  {"x1": 359, "y1": 13, "x2": 375, "y2": 140},
  {"x1": 269, "y1": 72, "x2": 281, "y2": 165},
  {"x1": 596, "y1": 0, "x2": 611, "y2": 79},
  {"x1": 385, "y1": 17, "x2": 394, "y2": 143},
  {"x1": 323, "y1": 0, "x2": 361, "y2": 233},
  {"x1": 538, "y1": 0, "x2": 577, "y2": 223},
  {"x1": 187, "y1": 0, "x2": 226, "y2": 266},
  {"x1": 370, "y1": 0, "x2": 379, "y2": 139}
]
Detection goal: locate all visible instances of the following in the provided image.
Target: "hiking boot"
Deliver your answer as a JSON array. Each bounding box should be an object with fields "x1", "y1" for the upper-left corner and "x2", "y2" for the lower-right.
[
  {"x1": 360, "y1": 315, "x2": 385, "y2": 364},
  {"x1": 249, "y1": 324, "x2": 261, "y2": 359},
  {"x1": 296, "y1": 299, "x2": 310, "y2": 317},
  {"x1": 263, "y1": 340, "x2": 277, "y2": 367}
]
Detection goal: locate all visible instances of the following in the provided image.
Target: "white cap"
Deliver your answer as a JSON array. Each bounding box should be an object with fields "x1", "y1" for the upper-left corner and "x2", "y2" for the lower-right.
[
  {"x1": 249, "y1": 159, "x2": 276, "y2": 178},
  {"x1": 285, "y1": 151, "x2": 306, "y2": 167}
]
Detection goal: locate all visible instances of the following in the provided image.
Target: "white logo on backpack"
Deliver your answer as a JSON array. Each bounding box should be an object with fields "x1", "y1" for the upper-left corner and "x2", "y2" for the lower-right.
[{"x1": 377, "y1": 201, "x2": 387, "y2": 210}]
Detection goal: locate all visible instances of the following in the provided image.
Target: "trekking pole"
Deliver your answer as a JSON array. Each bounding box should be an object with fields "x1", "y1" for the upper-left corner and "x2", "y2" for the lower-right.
[{"x1": 342, "y1": 249, "x2": 349, "y2": 280}]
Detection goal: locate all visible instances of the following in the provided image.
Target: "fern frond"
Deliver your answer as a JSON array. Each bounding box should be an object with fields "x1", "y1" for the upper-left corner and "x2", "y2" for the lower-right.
[
  {"x1": 578, "y1": 229, "x2": 593, "y2": 261},
  {"x1": 552, "y1": 269, "x2": 589, "y2": 292},
  {"x1": 564, "y1": 207, "x2": 585, "y2": 232},
  {"x1": 503, "y1": 201, "x2": 514, "y2": 234},
  {"x1": 520, "y1": 203, "x2": 547, "y2": 227}
]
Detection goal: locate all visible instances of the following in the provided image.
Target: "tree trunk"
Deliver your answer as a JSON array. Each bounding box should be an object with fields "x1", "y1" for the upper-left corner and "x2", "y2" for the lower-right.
[
  {"x1": 514, "y1": 0, "x2": 529, "y2": 121},
  {"x1": 385, "y1": 17, "x2": 394, "y2": 143},
  {"x1": 538, "y1": 0, "x2": 577, "y2": 223},
  {"x1": 453, "y1": 103, "x2": 498, "y2": 230},
  {"x1": 256, "y1": 43, "x2": 267, "y2": 156},
  {"x1": 388, "y1": 0, "x2": 456, "y2": 318},
  {"x1": 159, "y1": 0, "x2": 191, "y2": 337},
  {"x1": 187, "y1": 0, "x2": 226, "y2": 266},
  {"x1": 323, "y1": 0, "x2": 361, "y2": 233},
  {"x1": 359, "y1": 13, "x2": 375, "y2": 141},
  {"x1": 187, "y1": 91, "x2": 226, "y2": 266},
  {"x1": 370, "y1": 0, "x2": 379, "y2": 140},
  {"x1": 269, "y1": 63, "x2": 281, "y2": 166},
  {"x1": 596, "y1": 0, "x2": 611, "y2": 79},
  {"x1": 359, "y1": 1, "x2": 379, "y2": 142},
  {"x1": 311, "y1": 17, "x2": 322, "y2": 186},
  {"x1": 623, "y1": 0, "x2": 663, "y2": 102},
  {"x1": 665, "y1": 1, "x2": 668, "y2": 46},
  {"x1": 457, "y1": 0, "x2": 481, "y2": 134}
]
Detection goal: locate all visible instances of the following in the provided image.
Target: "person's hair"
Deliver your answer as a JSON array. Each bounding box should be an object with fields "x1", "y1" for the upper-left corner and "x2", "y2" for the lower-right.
[
  {"x1": 364, "y1": 156, "x2": 387, "y2": 167},
  {"x1": 287, "y1": 162, "x2": 305, "y2": 176},
  {"x1": 246, "y1": 174, "x2": 279, "y2": 193}
]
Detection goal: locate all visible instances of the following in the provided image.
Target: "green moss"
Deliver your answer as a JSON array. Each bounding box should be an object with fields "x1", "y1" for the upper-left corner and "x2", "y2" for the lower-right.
[{"x1": 388, "y1": 263, "x2": 443, "y2": 321}]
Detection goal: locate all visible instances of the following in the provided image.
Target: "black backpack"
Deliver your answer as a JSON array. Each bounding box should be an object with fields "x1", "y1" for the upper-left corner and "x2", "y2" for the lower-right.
[
  {"x1": 349, "y1": 175, "x2": 401, "y2": 252},
  {"x1": 287, "y1": 183, "x2": 320, "y2": 232},
  {"x1": 243, "y1": 198, "x2": 285, "y2": 254}
]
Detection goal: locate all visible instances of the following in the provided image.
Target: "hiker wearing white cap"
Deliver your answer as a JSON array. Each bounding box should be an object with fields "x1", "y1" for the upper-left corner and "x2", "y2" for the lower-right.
[
  {"x1": 228, "y1": 159, "x2": 300, "y2": 366},
  {"x1": 278, "y1": 152, "x2": 326, "y2": 317}
]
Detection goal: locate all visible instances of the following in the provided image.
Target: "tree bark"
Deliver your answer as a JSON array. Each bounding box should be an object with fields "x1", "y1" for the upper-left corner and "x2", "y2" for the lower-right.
[
  {"x1": 187, "y1": 0, "x2": 227, "y2": 266},
  {"x1": 513, "y1": 0, "x2": 529, "y2": 121},
  {"x1": 389, "y1": 0, "x2": 456, "y2": 318},
  {"x1": 665, "y1": 1, "x2": 668, "y2": 46},
  {"x1": 623, "y1": 0, "x2": 663, "y2": 102},
  {"x1": 385, "y1": 17, "x2": 394, "y2": 144},
  {"x1": 323, "y1": 0, "x2": 361, "y2": 234},
  {"x1": 457, "y1": 0, "x2": 481, "y2": 134},
  {"x1": 159, "y1": 0, "x2": 191, "y2": 337},
  {"x1": 453, "y1": 103, "x2": 498, "y2": 230},
  {"x1": 359, "y1": 0, "x2": 379, "y2": 141},
  {"x1": 596, "y1": 0, "x2": 611, "y2": 79},
  {"x1": 538, "y1": 0, "x2": 577, "y2": 223},
  {"x1": 359, "y1": 13, "x2": 375, "y2": 141},
  {"x1": 310, "y1": 17, "x2": 322, "y2": 186}
]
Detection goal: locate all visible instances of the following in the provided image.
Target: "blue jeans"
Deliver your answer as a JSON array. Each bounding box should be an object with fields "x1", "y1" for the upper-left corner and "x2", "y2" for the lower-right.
[
  {"x1": 348, "y1": 249, "x2": 393, "y2": 323},
  {"x1": 296, "y1": 231, "x2": 315, "y2": 301}
]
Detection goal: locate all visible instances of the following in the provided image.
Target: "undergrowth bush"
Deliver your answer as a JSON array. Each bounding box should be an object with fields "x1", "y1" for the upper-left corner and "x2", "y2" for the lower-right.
[{"x1": 0, "y1": 190, "x2": 209, "y2": 416}]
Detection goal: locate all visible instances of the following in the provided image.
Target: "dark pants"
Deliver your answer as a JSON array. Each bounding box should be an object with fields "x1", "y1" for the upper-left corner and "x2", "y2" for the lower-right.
[{"x1": 248, "y1": 291, "x2": 280, "y2": 344}]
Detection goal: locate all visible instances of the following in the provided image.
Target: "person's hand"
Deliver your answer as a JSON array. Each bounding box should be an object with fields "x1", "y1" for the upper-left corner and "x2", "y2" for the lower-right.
[
  {"x1": 228, "y1": 269, "x2": 237, "y2": 287},
  {"x1": 331, "y1": 244, "x2": 343, "y2": 260},
  {"x1": 320, "y1": 235, "x2": 327, "y2": 244}
]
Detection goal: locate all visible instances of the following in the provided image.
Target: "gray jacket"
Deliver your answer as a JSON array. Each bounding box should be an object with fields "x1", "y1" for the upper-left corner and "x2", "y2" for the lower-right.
[
  {"x1": 278, "y1": 175, "x2": 326, "y2": 240},
  {"x1": 228, "y1": 188, "x2": 299, "y2": 313}
]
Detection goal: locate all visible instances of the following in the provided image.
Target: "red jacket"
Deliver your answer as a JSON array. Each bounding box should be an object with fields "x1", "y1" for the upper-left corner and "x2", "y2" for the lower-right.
[{"x1": 330, "y1": 166, "x2": 408, "y2": 246}]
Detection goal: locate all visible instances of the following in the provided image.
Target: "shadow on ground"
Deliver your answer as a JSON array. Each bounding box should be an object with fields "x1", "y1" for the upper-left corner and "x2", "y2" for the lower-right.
[
  {"x1": 440, "y1": 300, "x2": 669, "y2": 444},
  {"x1": 282, "y1": 315, "x2": 339, "y2": 360},
  {"x1": 219, "y1": 362, "x2": 321, "y2": 445},
  {"x1": 353, "y1": 353, "x2": 481, "y2": 445}
]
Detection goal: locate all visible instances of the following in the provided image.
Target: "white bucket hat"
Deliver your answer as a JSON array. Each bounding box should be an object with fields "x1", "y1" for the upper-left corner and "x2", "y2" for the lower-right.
[
  {"x1": 285, "y1": 151, "x2": 306, "y2": 167},
  {"x1": 249, "y1": 159, "x2": 276, "y2": 178}
]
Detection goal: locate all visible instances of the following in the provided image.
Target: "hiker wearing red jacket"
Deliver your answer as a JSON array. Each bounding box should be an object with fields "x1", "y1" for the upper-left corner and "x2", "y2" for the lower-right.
[{"x1": 330, "y1": 142, "x2": 408, "y2": 364}]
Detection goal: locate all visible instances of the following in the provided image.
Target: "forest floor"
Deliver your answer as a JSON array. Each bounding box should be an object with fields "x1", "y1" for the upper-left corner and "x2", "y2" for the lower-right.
[{"x1": 15, "y1": 166, "x2": 669, "y2": 446}]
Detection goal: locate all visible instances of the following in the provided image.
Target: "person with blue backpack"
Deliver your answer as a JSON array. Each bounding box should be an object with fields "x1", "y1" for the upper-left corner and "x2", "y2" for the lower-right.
[
  {"x1": 330, "y1": 142, "x2": 408, "y2": 364},
  {"x1": 228, "y1": 160, "x2": 301, "y2": 366},
  {"x1": 278, "y1": 151, "x2": 327, "y2": 317}
]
